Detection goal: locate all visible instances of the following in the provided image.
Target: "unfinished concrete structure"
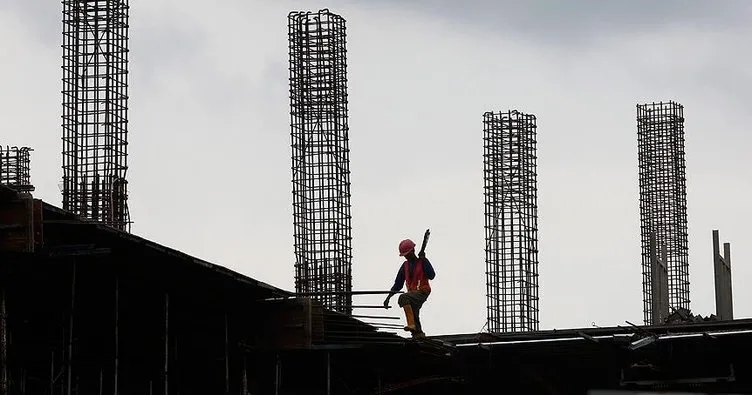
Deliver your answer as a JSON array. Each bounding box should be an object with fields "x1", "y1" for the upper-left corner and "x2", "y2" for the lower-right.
[
  {"x1": 482, "y1": 110, "x2": 539, "y2": 333},
  {"x1": 3, "y1": 182, "x2": 752, "y2": 394},
  {"x1": 712, "y1": 230, "x2": 734, "y2": 320},
  {"x1": 0, "y1": 146, "x2": 33, "y2": 193},
  {"x1": 61, "y1": 0, "x2": 131, "y2": 232},
  {"x1": 649, "y1": 232, "x2": 670, "y2": 325},
  {"x1": 637, "y1": 101, "x2": 690, "y2": 325},
  {"x1": 288, "y1": 9, "x2": 354, "y2": 315}
]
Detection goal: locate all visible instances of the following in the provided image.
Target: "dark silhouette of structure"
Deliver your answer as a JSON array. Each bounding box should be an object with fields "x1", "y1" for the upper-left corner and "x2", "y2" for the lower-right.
[
  {"x1": 288, "y1": 9, "x2": 353, "y2": 315},
  {"x1": 637, "y1": 101, "x2": 689, "y2": 324},
  {"x1": 483, "y1": 110, "x2": 539, "y2": 333},
  {"x1": 0, "y1": 146, "x2": 34, "y2": 193},
  {"x1": 3, "y1": 182, "x2": 752, "y2": 394},
  {"x1": 61, "y1": 0, "x2": 131, "y2": 232}
]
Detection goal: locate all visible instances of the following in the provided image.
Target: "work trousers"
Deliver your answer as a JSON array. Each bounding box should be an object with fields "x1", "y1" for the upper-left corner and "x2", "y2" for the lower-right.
[{"x1": 398, "y1": 290, "x2": 429, "y2": 332}]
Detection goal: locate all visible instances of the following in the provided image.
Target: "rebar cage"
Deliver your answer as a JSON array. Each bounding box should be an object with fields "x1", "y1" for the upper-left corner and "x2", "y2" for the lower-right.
[
  {"x1": 0, "y1": 146, "x2": 34, "y2": 192},
  {"x1": 637, "y1": 101, "x2": 690, "y2": 324},
  {"x1": 61, "y1": 0, "x2": 131, "y2": 232},
  {"x1": 483, "y1": 110, "x2": 539, "y2": 333},
  {"x1": 288, "y1": 9, "x2": 353, "y2": 315}
]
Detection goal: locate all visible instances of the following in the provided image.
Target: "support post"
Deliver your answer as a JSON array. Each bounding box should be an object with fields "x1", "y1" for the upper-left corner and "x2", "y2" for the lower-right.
[
  {"x1": 649, "y1": 233, "x2": 669, "y2": 325},
  {"x1": 275, "y1": 354, "x2": 280, "y2": 395},
  {"x1": 723, "y1": 242, "x2": 733, "y2": 320},
  {"x1": 67, "y1": 263, "x2": 77, "y2": 395},
  {"x1": 649, "y1": 233, "x2": 659, "y2": 325},
  {"x1": 713, "y1": 230, "x2": 734, "y2": 320},
  {"x1": 658, "y1": 242, "x2": 669, "y2": 321},
  {"x1": 326, "y1": 352, "x2": 331, "y2": 395},
  {"x1": 241, "y1": 355, "x2": 248, "y2": 395},
  {"x1": 224, "y1": 313, "x2": 229, "y2": 394},
  {"x1": 164, "y1": 293, "x2": 169, "y2": 395},
  {"x1": 114, "y1": 275, "x2": 119, "y2": 395},
  {"x1": 0, "y1": 282, "x2": 8, "y2": 395}
]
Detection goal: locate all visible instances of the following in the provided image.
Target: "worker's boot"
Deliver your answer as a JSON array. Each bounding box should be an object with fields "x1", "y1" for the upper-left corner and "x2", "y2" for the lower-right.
[{"x1": 402, "y1": 304, "x2": 418, "y2": 333}]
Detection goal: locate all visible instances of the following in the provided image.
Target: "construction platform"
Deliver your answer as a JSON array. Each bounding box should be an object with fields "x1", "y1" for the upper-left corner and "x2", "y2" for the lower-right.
[{"x1": 1, "y1": 183, "x2": 751, "y2": 394}]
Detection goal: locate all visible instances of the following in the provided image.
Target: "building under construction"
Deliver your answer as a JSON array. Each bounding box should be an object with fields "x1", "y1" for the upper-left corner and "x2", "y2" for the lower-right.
[
  {"x1": 0, "y1": 3, "x2": 749, "y2": 394},
  {"x1": 1, "y1": 184, "x2": 752, "y2": 394}
]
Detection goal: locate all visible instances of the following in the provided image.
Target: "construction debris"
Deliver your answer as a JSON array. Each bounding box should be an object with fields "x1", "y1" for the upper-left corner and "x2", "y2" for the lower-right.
[{"x1": 663, "y1": 308, "x2": 719, "y2": 325}]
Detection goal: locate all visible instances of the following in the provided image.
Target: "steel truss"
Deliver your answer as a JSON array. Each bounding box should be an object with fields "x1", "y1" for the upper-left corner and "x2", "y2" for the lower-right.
[
  {"x1": 483, "y1": 110, "x2": 539, "y2": 333},
  {"x1": 61, "y1": 0, "x2": 131, "y2": 232},
  {"x1": 637, "y1": 101, "x2": 690, "y2": 324},
  {"x1": 288, "y1": 9, "x2": 353, "y2": 314}
]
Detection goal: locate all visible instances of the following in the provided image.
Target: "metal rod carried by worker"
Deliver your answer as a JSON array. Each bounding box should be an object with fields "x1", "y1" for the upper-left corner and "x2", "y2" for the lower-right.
[{"x1": 383, "y1": 229, "x2": 435, "y2": 339}]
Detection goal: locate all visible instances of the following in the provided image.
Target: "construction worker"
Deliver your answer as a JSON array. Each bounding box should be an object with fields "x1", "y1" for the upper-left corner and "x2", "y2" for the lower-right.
[{"x1": 383, "y1": 238, "x2": 436, "y2": 338}]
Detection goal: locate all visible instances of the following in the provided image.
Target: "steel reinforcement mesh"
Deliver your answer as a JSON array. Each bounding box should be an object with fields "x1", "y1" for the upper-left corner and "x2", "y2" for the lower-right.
[
  {"x1": 637, "y1": 101, "x2": 690, "y2": 324},
  {"x1": 483, "y1": 110, "x2": 539, "y2": 333},
  {"x1": 0, "y1": 146, "x2": 34, "y2": 192},
  {"x1": 288, "y1": 9, "x2": 353, "y2": 315},
  {"x1": 61, "y1": 0, "x2": 131, "y2": 232}
]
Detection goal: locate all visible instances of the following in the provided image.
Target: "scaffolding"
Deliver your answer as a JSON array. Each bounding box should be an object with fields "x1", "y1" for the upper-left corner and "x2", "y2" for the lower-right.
[
  {"x1": 637, "y1": 101, "x2": 690, "y2": 324},
  {"x1": 483, "y1": 110, "x2": 539, "y2": 333},
  {"x1": 61, "y1": 0, "x2": 131, "y2": 232},
  {"x1": 288, "y1": 9, "x2": 353, "y2": 315},
  {"x1": 0, "y1": 146, "x2": 34, "y2": 192}
]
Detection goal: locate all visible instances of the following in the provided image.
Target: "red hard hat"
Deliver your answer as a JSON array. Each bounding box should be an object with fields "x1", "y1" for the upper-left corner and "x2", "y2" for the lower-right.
[{"x1": 398, "y1": 239, "x2": 416, "y2": 256}]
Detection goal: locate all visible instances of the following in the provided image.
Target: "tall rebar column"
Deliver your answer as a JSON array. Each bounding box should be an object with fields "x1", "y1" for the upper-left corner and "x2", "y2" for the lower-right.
[
  {"x1": 483, "y1": 110, "x2": 539, "y2": 333},
  {"x1": 0, "y1": 146, "x2": 34, "y2": 192},
  {"x1": 288, "y1": 9, "x2": 353, "y2": 315},
  {"x1": 61, "y1": 0, "x2": 131, "y2": 232},
  {"x1": 637, "y1": 101, "x2": 690, "y2": 324}
]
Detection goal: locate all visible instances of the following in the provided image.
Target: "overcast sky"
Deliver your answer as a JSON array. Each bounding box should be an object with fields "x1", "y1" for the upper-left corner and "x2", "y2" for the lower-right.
[{"x1": 1, "y1": 0, "x2": 750, "y2": 336}]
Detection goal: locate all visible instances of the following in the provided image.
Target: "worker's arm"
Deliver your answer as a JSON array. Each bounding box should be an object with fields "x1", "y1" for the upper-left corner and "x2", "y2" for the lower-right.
[
  {"x1": 422, "y1": 257, "x2": 436, "y2": 280},
  {"x1": 383, "y1": 267, "x2": 404, "y2": 307}
]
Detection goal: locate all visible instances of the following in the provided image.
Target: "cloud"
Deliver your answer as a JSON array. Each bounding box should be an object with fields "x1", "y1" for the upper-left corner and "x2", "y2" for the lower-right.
[{"x1": 363, "y1": 0, "x2": 751, "y2": 46}]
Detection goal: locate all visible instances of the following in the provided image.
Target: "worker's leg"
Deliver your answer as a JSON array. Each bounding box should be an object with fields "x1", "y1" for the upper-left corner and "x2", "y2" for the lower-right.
[
  {"x1": 398, "y1": 292, "x2": 428, "y2": 334},
  {"x1": 397, "y1": 293, "x2": 418, "y2": 332},
  {"x1": 411, "y1": 292, "x2": 428, "y2": 337}
]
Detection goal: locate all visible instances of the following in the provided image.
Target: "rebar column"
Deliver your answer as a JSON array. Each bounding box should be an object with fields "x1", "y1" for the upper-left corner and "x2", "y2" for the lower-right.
[
  {"x1": 288, "y1": 9, "x2": 353, "y2": 315},
  {"x1": 61, "y1": 0, "x2": 131, "y2": 232},
  {"x1": 483, "y1": 110, "x2": 539, "y2": 333},
  {"x1": 0, "y1": 146, "x2": 34, "y2": 192},
  {"x1": 637, "y1": 101, "x2": 690, "y2": 324}
]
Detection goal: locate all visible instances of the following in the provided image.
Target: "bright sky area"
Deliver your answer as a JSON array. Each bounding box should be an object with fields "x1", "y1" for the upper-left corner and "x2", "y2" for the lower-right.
[{"x1": 1, "y1": 0, "x2": 750, "y2": 336}]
